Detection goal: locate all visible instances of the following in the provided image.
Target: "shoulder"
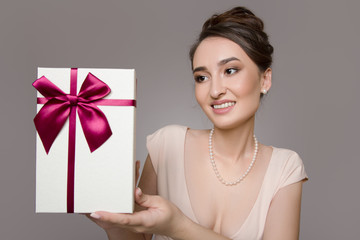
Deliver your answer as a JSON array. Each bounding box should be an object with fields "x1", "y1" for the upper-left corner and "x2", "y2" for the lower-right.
[
  {"x1": 271, "y1": 147, "x2": 308, "y2": 189},
  {"x1": 147, "y1": 124, "x2": 188, "y2": 142},
  {"x1": 271, "y1": 147, "x2": 304, "y2": 168},
  {"x1": 186, "y1": 127, "x2": 209, "y2": 140},
  {"x1": 146, "y1": 125, "x2": 188, "y2": 173},
  {"x1": 146, "y1": 125, "x2": 188, "y2": 153}
]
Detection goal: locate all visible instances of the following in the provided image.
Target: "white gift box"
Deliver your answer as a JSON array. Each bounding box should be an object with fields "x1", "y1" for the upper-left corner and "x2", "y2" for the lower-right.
[{"x1": 35, "y1": 67, "x2": 136, "y2": 213}]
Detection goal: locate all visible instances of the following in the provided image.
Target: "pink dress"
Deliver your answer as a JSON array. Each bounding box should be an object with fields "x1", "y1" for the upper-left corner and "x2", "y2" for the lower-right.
[{"x1": 146, "y1": 125, "x2": 308, "y2": 240}]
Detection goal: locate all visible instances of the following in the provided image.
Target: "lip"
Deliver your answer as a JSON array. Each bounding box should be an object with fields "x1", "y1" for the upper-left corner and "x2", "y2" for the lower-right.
[{"x1": 211, "y1": 100, "x2": 236, "y2": 114}]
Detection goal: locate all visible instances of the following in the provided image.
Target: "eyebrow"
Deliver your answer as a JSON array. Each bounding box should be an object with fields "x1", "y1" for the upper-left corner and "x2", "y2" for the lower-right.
[
  {"x1": 192, "y1": 57, "x2": 241, "y2": 73},
  {"x1": 219, "y1": 57, "x2": 240, "y2": 66},
  {"x1": 192, "y1": 66, "x2": 206, "y2": 73}
]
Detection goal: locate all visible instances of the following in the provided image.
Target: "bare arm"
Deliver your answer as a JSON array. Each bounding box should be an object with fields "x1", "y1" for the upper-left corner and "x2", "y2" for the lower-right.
[
  {"x1": 97, "y1": 187, "x2": 231, "y2": 240},
  {"x1": 91, "y1": 155, "x2": 231, "y2": 240},
  {"x1": 263, "y1": 181, "x2": 304, "y2": 240}
]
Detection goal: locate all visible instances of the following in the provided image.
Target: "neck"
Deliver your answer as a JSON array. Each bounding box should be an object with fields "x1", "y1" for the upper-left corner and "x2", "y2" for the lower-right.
[{"x1": 212, "y1": 117, "x2": 256, "y2": 164}]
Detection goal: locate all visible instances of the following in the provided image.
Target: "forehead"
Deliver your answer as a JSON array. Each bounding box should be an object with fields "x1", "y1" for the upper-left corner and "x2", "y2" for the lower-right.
[{"x1": 193, "y1": 37, "x2": 254, "y2": 67}]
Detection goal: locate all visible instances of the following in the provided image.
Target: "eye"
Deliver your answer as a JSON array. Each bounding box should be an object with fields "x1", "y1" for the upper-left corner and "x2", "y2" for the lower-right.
[
  {"x1": 225, "y1": 68, "x2": 238, "y2": 75},
  {"x1": 194, "y1": 75, "x2": 208, "y2": 83}
]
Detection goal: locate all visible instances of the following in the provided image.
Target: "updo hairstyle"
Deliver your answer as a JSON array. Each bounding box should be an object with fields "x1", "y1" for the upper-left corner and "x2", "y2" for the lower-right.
[{"x1": 189, "y1": 6, "x2": 274, "y2": 73}]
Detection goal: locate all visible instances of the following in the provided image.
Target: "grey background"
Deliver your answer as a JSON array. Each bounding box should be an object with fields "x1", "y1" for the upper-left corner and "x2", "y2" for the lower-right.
[{"x1": 0, "y1": 0, "x2": 359, "y2": 239}]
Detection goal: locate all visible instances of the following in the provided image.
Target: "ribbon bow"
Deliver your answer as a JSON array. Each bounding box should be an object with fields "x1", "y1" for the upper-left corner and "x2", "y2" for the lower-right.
[{"x1": 33, "y1": 72, "x2": 112, "y2": 154}]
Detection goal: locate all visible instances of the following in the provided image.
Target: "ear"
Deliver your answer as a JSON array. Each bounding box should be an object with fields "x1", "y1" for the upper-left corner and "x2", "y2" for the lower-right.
[{"x1": 260, "y1": 68, "x2": 272, "y2": 93}]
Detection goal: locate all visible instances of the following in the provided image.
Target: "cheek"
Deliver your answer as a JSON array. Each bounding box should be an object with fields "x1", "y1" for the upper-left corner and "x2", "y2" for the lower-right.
[
  {"x1": 236, "y1": 77, "x2": 262, "y2": 112},
  {"x1": 232, "y1": 72, "x2": 260, "y2": 97},
  {"x1": 195, "y1": 85, "x2": 206, "y2": 105},
  {"x1": 232, "y1": 81, "x2": 258, "y2": 98}
]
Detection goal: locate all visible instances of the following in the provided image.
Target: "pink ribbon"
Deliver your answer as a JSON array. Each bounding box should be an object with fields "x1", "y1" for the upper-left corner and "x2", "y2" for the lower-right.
[{"x1": 33, "y1": 68, "x2": 136, "y2": 212}]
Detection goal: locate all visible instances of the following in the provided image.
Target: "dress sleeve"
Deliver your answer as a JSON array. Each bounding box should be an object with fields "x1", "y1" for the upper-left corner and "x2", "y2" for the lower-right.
[
  {"x1": 278, "y1": 151, "x2": 308, "y2": 189},
  {"x1": 145, "y1": 125, "x2": 186, "y2": 175}
]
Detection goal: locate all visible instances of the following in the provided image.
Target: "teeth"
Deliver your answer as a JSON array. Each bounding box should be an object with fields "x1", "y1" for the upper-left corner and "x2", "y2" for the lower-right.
[{"x1": 213, "y1": 102, "x2": 235, "y2": 109}]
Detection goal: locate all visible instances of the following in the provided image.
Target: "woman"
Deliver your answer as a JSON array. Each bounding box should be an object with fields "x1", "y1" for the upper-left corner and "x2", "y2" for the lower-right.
[{"x1": 88, "y1": 6, "x2": 308, "y2": 240}]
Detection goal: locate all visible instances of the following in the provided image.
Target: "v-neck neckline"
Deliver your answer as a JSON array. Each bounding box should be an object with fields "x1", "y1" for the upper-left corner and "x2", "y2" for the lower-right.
[{"x1": 181, "y1": 127, "x2": 276, "y2": 237}]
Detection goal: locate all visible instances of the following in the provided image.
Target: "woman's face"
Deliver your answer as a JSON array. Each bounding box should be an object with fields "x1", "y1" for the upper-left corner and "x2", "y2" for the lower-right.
[{"x1": 192, "y1": 37, "x2": 271, "y2": 130}]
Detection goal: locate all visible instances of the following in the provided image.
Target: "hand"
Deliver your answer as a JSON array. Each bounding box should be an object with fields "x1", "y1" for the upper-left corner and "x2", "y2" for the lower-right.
[
  {"x1": 88, "y1": 187, "x2": 187, "y2": 237},
  {"x1": 85, "y1": 160, "x2": 142, "y2": 231}
]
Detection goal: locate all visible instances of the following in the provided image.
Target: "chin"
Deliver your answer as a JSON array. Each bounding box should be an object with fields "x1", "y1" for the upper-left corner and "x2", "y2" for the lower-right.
[
  {"x1": 208, "y1": 118, "x2": 241, "y2": 130},
  {"x1": 208, "y1": 114, "x2": 256, "y2": 130}
]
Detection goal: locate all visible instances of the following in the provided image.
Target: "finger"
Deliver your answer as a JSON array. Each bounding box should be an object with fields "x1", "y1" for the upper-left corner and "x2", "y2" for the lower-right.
[
  {"x1": 85, "y1": 212, "x2": 102, "y2": 221},
  {"x1": 90, "y1": 211, "x2": 147, "y2": 228},
  {"x1": 86, "y1": 212, "x2": 111, "y2": 228},
  {"x1": 90, "y1": 212, "x2": 102, "y2": 220},
  {"x1": 90, "y1": 211, "x2": 130, "y2": 224},
  {"x1": 85, "y1": 213, "x2": 98, "y2": 223},
  {"x1": 135, "y1": 187, "x2": 160, "y2": 209}
]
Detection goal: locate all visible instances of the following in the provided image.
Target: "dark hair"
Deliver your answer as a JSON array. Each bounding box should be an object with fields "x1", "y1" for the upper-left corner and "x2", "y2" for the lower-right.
[{"x1": 189, "y1": 7, "x2": 273, "y2": 73}]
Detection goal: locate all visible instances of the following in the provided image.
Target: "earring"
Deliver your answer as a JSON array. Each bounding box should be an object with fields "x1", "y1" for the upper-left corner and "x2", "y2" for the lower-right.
[{"x1": 261, "y1": 89, "x2": 268, "y2": 94}]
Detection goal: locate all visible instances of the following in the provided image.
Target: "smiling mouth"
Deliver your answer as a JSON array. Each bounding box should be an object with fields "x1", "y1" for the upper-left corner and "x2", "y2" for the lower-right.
[{"x1": 212, "y1": 101, "x2": 236, "y2": 109}]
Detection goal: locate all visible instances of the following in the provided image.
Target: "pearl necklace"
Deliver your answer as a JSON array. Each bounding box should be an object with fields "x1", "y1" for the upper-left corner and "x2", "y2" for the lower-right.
[{"x1": 209, "y1": 128, "x2": 258, "y2": 186}]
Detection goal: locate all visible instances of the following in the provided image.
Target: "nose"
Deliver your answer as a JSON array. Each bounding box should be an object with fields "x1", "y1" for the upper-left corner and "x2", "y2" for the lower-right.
[{"x1": 210, "y1": 75, "x2": 226, "y2": 99}]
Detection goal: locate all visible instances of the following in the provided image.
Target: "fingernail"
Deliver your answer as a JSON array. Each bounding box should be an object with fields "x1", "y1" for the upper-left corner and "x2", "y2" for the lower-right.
[
  {"x1": 90, "y1": 212, "x2": 101, "y2": 219},
  {"x1": 136, "y1": 187, "x2": 142, "y2": 196}
]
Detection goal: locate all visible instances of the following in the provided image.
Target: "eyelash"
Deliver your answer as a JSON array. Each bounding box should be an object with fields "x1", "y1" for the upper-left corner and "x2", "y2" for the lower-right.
[
  {"x1": 194, "y1": 75, "x2": 208, "y2": 83},
  {"x1": 194, "y1": 67, "x2": 239, "y2": 83},
  {"x1": 225, "y1": 68, "x2": 239, "y2": 75}
]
